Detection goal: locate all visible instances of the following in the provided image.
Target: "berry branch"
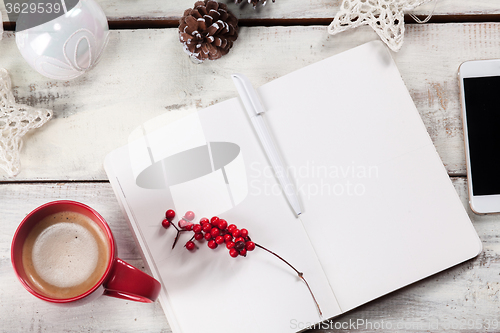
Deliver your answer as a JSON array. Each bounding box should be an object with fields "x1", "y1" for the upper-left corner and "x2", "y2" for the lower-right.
[
  {"x1": 254, "y1": 243, "x2": 322, "y2": 316},
  {"x1": 162, "y1": 210, "x2": 189, "y2": 249},
  {"x1": 161, "y1": 209, "x2": 322, "y2": 316}
]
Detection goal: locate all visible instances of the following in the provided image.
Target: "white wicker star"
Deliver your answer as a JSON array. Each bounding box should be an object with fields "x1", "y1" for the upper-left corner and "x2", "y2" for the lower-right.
[
  {"x1": 328, "y1": 0, "x2": 434, "y2": 52},
  {"x1": 0, "y1": 69, "x2": 53, "y2": 176}
]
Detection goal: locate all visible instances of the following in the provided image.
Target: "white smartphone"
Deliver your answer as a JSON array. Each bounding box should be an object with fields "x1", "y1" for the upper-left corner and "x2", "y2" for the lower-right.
[{"x1": 459, "y1": 59, "x2": 500, "y2": 214}]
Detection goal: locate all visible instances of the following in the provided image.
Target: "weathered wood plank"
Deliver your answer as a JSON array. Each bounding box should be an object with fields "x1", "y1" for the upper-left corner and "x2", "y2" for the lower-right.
[
  {"x1": 0, "y1": 178, "x2": 498, "y2": 332},
  {"x1": 0, "y1": 0, "x2": 499, "y2": 23},
  {"x1": 1, "y1": 23, "x2": 498, "y2": 180}
]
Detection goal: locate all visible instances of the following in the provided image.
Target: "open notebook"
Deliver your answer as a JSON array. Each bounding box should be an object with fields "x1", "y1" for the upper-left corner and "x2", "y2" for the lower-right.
[{"x1": 104, "y1": 41, "x2": 481, "y2": 333}]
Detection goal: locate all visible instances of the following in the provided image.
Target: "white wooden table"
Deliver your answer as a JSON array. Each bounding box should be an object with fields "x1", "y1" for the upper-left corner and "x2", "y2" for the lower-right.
[{"x1": 2, "y1": 1, "x2": 500, "y2": 332}]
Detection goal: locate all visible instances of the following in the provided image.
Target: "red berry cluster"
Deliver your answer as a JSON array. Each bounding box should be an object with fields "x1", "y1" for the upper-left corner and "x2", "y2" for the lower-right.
[
  {"x1": 161, "y1": 208, "x2": 322, "y2": 315},
  {"x1": 162, "y1": 209, "x2": 255, "y2": 258}
]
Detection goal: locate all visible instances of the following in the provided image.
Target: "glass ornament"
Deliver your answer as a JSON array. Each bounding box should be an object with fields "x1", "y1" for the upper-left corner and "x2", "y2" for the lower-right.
[{"x1": 15, "y1": 0, "x2": 109, "y2": 80}]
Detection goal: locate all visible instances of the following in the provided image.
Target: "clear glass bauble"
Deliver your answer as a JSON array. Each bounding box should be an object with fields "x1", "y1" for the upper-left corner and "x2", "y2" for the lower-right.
[{"x1": 15, "y1": 0, "x2": 109, "y2": 80}]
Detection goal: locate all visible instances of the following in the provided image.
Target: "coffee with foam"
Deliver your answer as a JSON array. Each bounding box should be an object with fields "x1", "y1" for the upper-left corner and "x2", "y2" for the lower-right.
[{"x1": 22, "y1": 211, "x2": 110, "y2": 299}]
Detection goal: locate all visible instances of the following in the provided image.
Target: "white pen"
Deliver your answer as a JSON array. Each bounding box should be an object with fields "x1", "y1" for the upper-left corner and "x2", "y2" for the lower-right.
[{"x1": 231, "y1": 73, "x2": 302, "y2": 216}]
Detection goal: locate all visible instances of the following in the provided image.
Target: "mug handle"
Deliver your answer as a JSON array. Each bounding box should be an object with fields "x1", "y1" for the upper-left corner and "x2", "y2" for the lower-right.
[{"x1": 103, "y1": 258, "x2": 161, "y2": 303}]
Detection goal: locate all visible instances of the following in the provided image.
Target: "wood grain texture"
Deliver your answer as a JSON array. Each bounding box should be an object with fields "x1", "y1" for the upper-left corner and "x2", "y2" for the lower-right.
[
  {"x1": 1, "y1": 23, "x2": 500, "y2": 180},
  {"x1": 0, "y1": 178, "x2": 497, "y2": 333},
  {"x1": 1, "y1": 0, "x2": 500, "y2": 23}
]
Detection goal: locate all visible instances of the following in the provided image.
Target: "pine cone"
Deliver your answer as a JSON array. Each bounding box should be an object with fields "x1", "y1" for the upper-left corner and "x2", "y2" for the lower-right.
[
  {"x1": 234, "y1": 0, "x2": 275, "y2": 8},
  {"x1": 179, "y1": 1, "x2": 239, "y2": 62}
]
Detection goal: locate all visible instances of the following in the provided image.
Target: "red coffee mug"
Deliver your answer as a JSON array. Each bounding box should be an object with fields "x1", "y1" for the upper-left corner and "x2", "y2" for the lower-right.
[{"x1": 11, "y1": 200, "x2": 161, "y2": 304}]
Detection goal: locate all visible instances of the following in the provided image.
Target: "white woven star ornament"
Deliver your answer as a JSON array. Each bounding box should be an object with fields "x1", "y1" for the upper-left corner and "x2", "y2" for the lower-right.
[
  {"x1": 0, "y1": 69, "x2": 53, "y2": 176},
  {"x1": 328, "y1": 0, "x2": 433, "y2": 52}
]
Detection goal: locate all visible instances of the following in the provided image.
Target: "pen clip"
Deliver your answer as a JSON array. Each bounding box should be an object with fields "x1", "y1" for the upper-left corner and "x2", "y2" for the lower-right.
[{"x1": 231, "y1": 73, "x2": 266, "y2": 116}]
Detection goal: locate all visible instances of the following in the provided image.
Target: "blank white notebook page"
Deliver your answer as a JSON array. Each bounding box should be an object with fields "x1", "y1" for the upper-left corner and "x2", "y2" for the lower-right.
[
  {"x1": 258, "y1": 41, "x2": 482, "y2": 312},
  {"x1": 105, "y1": 100, "x2": 342, "y2": 333}
]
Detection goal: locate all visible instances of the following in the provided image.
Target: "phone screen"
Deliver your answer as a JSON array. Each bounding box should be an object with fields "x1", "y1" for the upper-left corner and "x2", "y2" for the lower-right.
[{"x1": 463, "y1": 75, "x2": 500, "y2": 196}]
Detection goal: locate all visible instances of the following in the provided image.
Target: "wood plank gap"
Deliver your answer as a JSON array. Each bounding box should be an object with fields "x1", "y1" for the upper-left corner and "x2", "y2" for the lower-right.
[
  {"x1": 405, "y1": 14, "x2": 500, "y2": 24},
  {"x1": 108, "y1": 19, "x2": 179, "y2": 30},
  {"x1": 3, "y1": 14, "x2": 500, "y2": 31},
  {"x1": 0, "y1": 180, "x2": 110, "y2": 184},
  {"x1": 449, "y1": 173, "x2": 467, "y2": 178},
  {"x1": 0, "y1": 176, "x2": 467, "y2": 184}
]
